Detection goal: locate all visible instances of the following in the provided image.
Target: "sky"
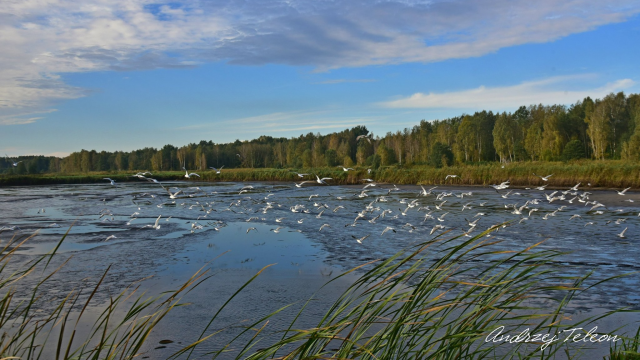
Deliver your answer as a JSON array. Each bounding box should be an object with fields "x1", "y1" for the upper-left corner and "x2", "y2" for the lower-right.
[{"x1": 1, "y1": 0, "x2": 640, "y2": 157}]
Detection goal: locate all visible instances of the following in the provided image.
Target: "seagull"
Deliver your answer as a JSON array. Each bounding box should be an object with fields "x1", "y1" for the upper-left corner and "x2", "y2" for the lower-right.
[
  {"x1": 295, "y1": 181, "x2": 313, "y2": 188},
  {"x1": 184, "y1": 169, "x2": 200, "y2": 179},
  {"x1": 209, "y1": 165, "x2": 224, "y2": 174},
  {"x1": 617, "y1": 187, "x2": 631, "y2": 195},
  {"x1": 381, "y1": 226, "x2": 396, "y2": 235},
  {"x1": 314, "y1": 174, "x2": 332, "y2": 185},
  {"x1": 270, "y1": 226, "x2": 283, "y2": 233},
  {"x1": 246, "y1": 227, "x2": 258, "y2": 234},
  {"x1": 352, "y1": 234, "x2": 370, "y2": 244},
  {"x1": 617, "y1": 227, "x2": 628, "y2": 238},
  {"x1": 5, "y1": 155, "x2": 22, "y2": 167},
  {"x1": 430, "y1": 224, "x2": 445, "y2": 235},
  {"x1": 104, "y1": 235, "x2": 117, "y2": 241},
  {"x1": 293, "y1": 172, "x2": 309, "y2": 178},
  {"x1": 103, "y1": 178, "x2": 116, "y2": 186},
  {"x1": 533, "y1": 173, "x2": 553, "y2": 181},
  {"x1": 356, "y1": 134, "x2": 372, "y2": 143},
  {"x1": 339, "y1": 166, "x2": 354, "y2": 171},
  {"x1": 445, "y1": 175, "x2": 458, "y2": 180},
  {"x1": 141, "y1": 215, "x2": 162, "y2": 230},
  {"x1": 165, "y1": 188, "x2": 183, "y2": 199},
  {"x1": 319, "y1": 224, "x2": 331, "y2": 231}
]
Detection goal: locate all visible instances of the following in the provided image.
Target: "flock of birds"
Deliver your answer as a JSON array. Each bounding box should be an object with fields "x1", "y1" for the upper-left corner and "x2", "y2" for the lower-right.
[
  {"x1": 86, "y1": 168, "x2": 638, "y2": 243},
  {"x1": 1, "y1": 167, "x2": 637, "y2": 246}
]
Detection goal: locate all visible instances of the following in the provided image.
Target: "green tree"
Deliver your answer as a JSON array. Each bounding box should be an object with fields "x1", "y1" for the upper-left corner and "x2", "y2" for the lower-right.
[
  {"x1": 562, "y1": 140, "x2": 585, "y2": 161},
  {"x1": 429, "y1": 142, "x2": 453, "y2": 168},
  {"x1": 493, "y1": 112, "x2": 516, "y2": 163},
  {"x1": 325, "y1": 149, "x2": 338, "y2": 167}
]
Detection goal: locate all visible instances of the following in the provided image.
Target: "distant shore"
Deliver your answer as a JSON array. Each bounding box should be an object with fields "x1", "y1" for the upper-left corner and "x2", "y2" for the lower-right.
[{"x1": 1, "y1": 161, "x2": 639, "y2": 190}]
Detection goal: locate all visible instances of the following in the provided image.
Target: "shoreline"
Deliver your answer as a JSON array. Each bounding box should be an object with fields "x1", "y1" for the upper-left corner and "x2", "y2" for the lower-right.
[{"x1": 1, "y1": 161, "x2": 639, "y2": 190}]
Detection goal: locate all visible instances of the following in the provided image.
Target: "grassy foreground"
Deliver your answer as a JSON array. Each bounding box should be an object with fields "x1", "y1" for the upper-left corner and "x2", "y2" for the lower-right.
[
  {"x1": 2, "y1": 226, "x2": 640, "y2": 359},
  {"x1": 2, "y1": 161, "x2": 640, "y2": 189}
]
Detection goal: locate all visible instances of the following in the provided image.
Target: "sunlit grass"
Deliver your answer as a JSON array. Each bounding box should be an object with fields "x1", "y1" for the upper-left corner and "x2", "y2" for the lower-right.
[
  {"x1": 2, "y1": 160, "x2": 640, "y2": 188},
  {"x1": 0, "y1": 225, "x2": 638, "y2": 359}
]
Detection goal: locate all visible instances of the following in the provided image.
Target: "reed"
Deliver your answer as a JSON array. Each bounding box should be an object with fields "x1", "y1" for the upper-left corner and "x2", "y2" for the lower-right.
[
  {"x1": 0, "y1": 226, "x2": 636, "y2": 359},
  {"x1": 3, "y1": 160, "x2": 640, "y2": 189}
]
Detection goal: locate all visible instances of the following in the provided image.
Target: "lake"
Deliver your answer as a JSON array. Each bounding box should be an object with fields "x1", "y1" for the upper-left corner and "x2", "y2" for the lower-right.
[{"x1": 1, "y1": 180, "x2": 638, "y2": 358}]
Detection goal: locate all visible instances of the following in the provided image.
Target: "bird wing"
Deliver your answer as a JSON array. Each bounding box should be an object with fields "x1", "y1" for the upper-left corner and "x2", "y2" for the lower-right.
[
  {"x1": 154, "y1": 215, "x2": 162, "y2": 227},
  {"x1": 321, "y1": 177, "x2": 332, "y2": 181}
]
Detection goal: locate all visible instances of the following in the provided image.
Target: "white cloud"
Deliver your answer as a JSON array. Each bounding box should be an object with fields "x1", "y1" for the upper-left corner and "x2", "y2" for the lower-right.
[
  {"x1": 381, "y1": 76, "x2": 636, "y2": 109},
  {"x1": 179, "y1": 109, "x2": 383, "y2": 138},
  {"x1": 1, "y1": 0, "x2": 639, "y2": 122}
]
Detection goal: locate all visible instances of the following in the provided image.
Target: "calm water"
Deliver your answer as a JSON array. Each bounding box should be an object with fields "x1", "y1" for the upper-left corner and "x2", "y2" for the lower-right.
[{"x1": 1, "y1": 181, "x2": 639, "y2": 358}]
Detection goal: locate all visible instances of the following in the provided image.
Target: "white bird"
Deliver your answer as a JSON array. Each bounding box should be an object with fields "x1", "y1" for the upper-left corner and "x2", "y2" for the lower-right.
[
  {"x1": 430, "y1": 224, "x2": 445, "y2": 235},
  {"x1": 356, "y1": 134, "x2": 372, "y2": 143},
  {"x1": 319, "y1": 224, "x2": 331, "y2": 231},
  {"x1": 339, "y1": 166, "x2": 354, "y2": 171},
  {"x1": 381, "y1": 226, "x2": 396, "y2": 235},
  {"x1": 295, "y1": 181, "x2": 313, "y2": 188},
  {"x1": 142, "y1": 215, "x2": 162, "y2": 230},
  {"x1": 617, "y1": 227, "x2": 628, "y2": 238},
  {"x1": 6, "y1": 155, "x2": 22, "y2": 167},
  {"x1": 293, "y1": 172, "x2": 309, "y2": 178},
  {"x1": 445, "y1": 175, "x2": 458, "y2": 180},
  {"x1": 209, "y1": 165, "x2": 224, "y2": 174},
  {"x1": 103, "y1": 178, "x2": 116, "y2": 186},
  {"x1": 314, "y1": 174, "x2": 332, "y2": 185},
  {"x1": 617, "y1": 187, "x2": 631, "y2": 195},
  {"x1": 184, "y1": 170, "x2": 200, "y2": 179},
  {"x1": 352, "y1": 234, "x2": 370, "y2": 244},
  {"x1": 166, "y1": 188, "x2": 183, "y2": 199},
  {"x1": 270, "y1": 226, "x2": 283, "y2": 233},
  {"x1": 104, "y1": 235, "x2": 117, "y2": 241},
  {"x1": 246, "y1": 227, "x2": 258, "y2": 233},
  {"x1": 533, "y1": 173, "x2": 553, "y2": 181}
]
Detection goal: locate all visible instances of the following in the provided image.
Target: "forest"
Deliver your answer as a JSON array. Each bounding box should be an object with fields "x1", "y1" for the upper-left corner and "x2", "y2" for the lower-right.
[{"x1": 2, "y1": 92, "x2": 639, "y2": 175}]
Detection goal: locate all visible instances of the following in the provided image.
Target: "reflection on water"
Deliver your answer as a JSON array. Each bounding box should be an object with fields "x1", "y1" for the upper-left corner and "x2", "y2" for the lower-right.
[{"x1": 1, "y1": 181, "x2": 639, "y2": 357}]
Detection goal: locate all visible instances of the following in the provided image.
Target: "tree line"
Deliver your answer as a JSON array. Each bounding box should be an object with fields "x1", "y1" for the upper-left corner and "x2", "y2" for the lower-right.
[{"x1": 2, "y1": 92, "x2": 639, "y2": 175}]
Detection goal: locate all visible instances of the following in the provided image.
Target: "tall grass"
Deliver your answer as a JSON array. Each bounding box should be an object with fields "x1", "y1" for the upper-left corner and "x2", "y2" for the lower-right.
[
  {"x1": 3, "y1": 160, "x2": 640, "y2": 188},
  {"x1": 0, "y1": 226, "x2": 637, "y2": 359}
]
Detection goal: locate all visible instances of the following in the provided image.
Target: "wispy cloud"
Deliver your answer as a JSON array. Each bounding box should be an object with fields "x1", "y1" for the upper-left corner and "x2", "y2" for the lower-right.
[
  {"x1": 179, "y1": 109, "x2": 383, "y2": 138},
  {"x1": 381, "y1": 76, "x2": 636, "y2": 109},
  {"x1": 1, "y1": 0, "x2": 639, "y2": 121},
  {"x1": 0, "y1": 109, "x2": 58, "y2": 126}
]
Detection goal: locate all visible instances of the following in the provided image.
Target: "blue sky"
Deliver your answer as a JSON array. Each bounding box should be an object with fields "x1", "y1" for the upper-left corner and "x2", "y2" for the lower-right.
[{"x1": 1, "y1": 0, "x2": 639, "y2": 156}]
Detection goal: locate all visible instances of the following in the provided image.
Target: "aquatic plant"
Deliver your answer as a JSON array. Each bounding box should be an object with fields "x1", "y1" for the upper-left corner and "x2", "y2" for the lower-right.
[
  {"x1": 0, "y1": 226, "x2": 637, "y2": 359},
  {"x1": 3, "y1": 161, "x2": 640, "y2": 188}
]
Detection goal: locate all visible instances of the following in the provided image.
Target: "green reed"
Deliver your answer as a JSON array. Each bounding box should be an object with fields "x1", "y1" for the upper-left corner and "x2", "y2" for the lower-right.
[{"x1": 0, "y1": 225, "x2": 637, "y2": 359}]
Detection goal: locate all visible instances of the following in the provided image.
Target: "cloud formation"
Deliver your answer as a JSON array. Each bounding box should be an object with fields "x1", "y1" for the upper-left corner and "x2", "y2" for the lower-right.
[
  {"x1": 381, "y1": 76, "x2": 636, "y2": 109},
  {"x1": 1, "y1": 0, "x2": 639, "y2": 124}
]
